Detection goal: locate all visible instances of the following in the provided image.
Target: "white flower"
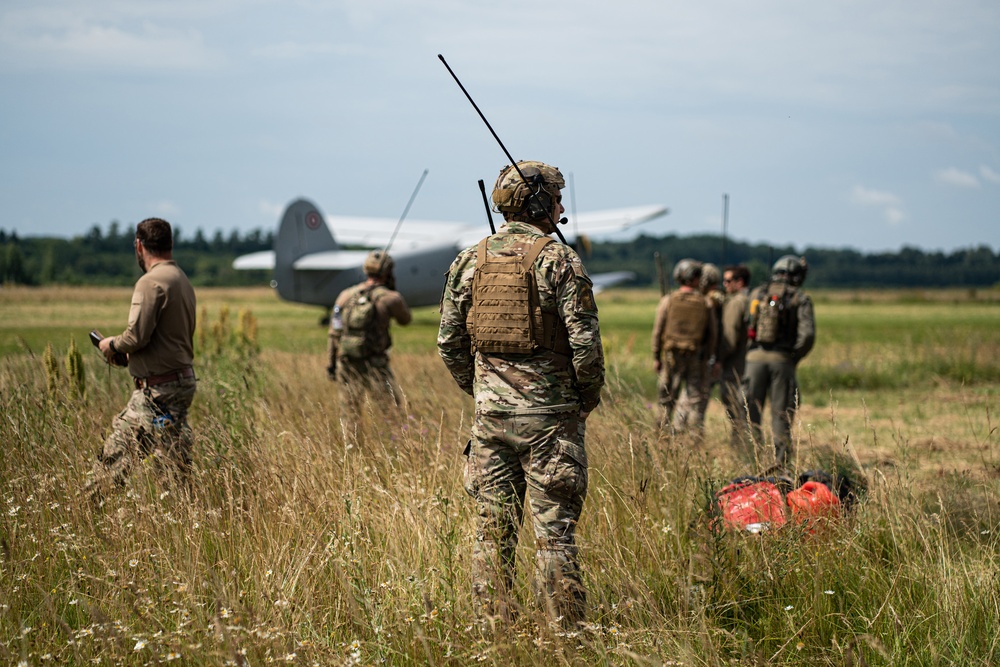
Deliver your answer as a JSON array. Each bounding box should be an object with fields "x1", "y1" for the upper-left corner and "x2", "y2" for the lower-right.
[
  {"x1": 129, "y1": 560, "x2": 139, "y2": 568},
  {"x1": 134, "y1": 639, "x2": 147, "y2": 651},
  {"x1": 284, "y1": 653, "x2": 297, "y2": 661},
  {"x1": 824, "y1": 590, "x2": 835, "y2": 595},
  {"x1": 784, "y1": 605, "x2": 794, "y2": 611}
]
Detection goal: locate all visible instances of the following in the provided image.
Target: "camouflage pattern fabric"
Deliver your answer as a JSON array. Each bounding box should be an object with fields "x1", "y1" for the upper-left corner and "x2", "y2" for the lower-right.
[
  {"x1": 87, "y1": 377, "x2": 197, "y2": 499},
  {"x1": 741, "y1": 280, "x2": 816, "y2": 466},
  {"x1": 438, "y1": 221, "x2": 604, "y2": 416},
  {"x1": 439, "y1": 220, "x2": 604, "y2": 628},
  {"x1": 463, "y1": 413, "x2": 588, "y2": 626},
  {"x1": 720, "y1": 289, "x2": 750, "y2": 450},
  {"x1": 658, "y1": 348, "x2": 708, "y2": 433}
]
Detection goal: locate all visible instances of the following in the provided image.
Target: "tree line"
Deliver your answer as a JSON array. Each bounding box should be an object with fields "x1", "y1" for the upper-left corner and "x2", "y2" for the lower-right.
[{"x1": 1, "y1": 224, "x2": 997, "y2": 289}]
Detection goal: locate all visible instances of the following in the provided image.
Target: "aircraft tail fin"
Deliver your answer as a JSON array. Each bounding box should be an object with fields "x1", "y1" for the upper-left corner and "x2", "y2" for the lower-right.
[{"x1": 274, "y1": 199, "x2": 338, "y2": 303}]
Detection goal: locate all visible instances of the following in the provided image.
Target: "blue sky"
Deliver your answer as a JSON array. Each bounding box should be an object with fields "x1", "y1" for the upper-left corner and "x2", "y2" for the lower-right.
[{"x1": 1, "y1": 0, "x2": 998, "y2": 253}]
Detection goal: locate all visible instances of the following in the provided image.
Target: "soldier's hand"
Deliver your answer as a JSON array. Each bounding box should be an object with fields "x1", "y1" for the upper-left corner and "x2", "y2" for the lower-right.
[
  {"x1": 579, "y1": 410, "x2": 591, "y2": 422},
  {"x1": 326, "y1": 365, "x2": 337, "y2": 381},
  {"x1": 653, "y1": 359, "x2": 662, "y2": 373}
]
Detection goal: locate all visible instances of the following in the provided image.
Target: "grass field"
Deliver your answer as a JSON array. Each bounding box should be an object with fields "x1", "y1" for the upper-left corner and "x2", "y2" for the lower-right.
[{"x1": 1, "y1": 285, "x2": 999, "y2": 665}]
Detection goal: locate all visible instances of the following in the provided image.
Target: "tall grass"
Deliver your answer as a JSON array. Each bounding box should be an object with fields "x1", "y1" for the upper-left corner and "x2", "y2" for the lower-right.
[{"x1": 1, "y1": 287, "x2": 998, "y2": 665}]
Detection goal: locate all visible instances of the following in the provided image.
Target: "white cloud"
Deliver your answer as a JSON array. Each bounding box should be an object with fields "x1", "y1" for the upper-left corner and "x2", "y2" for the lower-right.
[
  {"x1": 935, "y1": 167, "x2": 980, "y2": 188},
  {"x1": 850, "y1": 186, "x2": 906, "y2": 225},
  {"x1": 850, "y1": 186, "x2": 900, "y2": 208},
  {"x1": 980, "y1": 165, "x2": 1000, "y2": 184},
  {"x1": 258, "y1": 200, "x2": 284, "y2": 220},
  {"x1": 0, "y1": 5, "x2": 223, "y2": 71},
  {"x1": 152, "y1": 200, "x2": 179, "y2": 216}
]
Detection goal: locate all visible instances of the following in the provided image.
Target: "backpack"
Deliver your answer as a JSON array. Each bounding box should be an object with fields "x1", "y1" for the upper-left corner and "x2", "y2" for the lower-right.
[
  {"x1": 338, "y1": 285, "x2": 384, "y2": 359},
  {"x1": 469, "y1": 236, "x2": 570, "y2": 355},
  {"x1": 749, "y1": 282, "x2": 799, "y2": 345}
]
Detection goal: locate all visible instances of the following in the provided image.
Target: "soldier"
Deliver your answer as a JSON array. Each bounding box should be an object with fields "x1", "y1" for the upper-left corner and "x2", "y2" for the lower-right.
[
  {"x1": 652, "y1": 259, "x2": 718, "y2": 435},
  {"x1": 720, "y1": 264, "x2": 751, "y2": 449},
  {"x1": 438, "y1": 160, "x2": 605, "y2": 628},
  {"x1": 676, "y1": 263, "x2": 724, "y2": 434},
  {"x1": 87, "y1": 218, "x2": 197, "y2": 502},
  {"x1": 742, "y1": 255, "x2": 815, "y2": 467},
  {"x1": 327, "y1": 250, "x2": 412, "y2": 414}
]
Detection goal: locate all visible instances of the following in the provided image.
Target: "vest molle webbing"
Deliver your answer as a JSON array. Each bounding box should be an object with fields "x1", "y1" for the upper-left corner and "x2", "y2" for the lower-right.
[
  {"x1": 662, "y1": 291, "x2": 709, "y2": 352},
  {"x1": 470, "y1": 236, "x2": 571, "y2": 356}
]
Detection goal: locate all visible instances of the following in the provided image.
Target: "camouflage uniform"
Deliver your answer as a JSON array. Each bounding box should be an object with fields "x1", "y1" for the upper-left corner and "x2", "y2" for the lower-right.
[
  {"x1": 88, "y1": 237, "x2": 197, "y2": 499},
  {"x1": 681, "y1": 286, "x2": 724, "y2": 433},
  {"x1": 328, "y1": 276, "x2": 412, "y2": 416},
  {"x1": 742, "y1": 276, "x2": 815, "y2": 466},
  {"x1": 652, "y1": 288, "x2": 718, "y2": 434},
  {"x1": 438, "y1": 219, "x2": 604, "y2": 627},
  {"x1": 719, "y1": 286, "x2": 750, "y2": 448}
]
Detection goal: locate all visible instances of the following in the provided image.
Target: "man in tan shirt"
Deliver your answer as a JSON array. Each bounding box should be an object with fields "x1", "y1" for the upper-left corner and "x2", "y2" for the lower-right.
[
  {"x1": 87, "y1": 218, "x2": 197, "y2": 502},
  {"x1": 327, "y1": 250, "x2": 412, "y2": 416}
]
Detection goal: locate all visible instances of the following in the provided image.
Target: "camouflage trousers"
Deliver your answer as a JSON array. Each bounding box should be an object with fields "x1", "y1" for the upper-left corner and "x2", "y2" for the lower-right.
[
  {"x1": 720, "y1": 358, "x2": 748, "y2": 450},
  {"x1": 87, "y1": 377, "x2": 197, "y2": 500},
  {"x1": 742, "y1": 351, "x2": 799, "y2": 467},
  {"x1": 658, "y1": 348, "x2": 708, "y2": 435},
  {"x1": 463, "y1": 411, "x2": 588, "y2": 627},
  {"x1": 335, "y1": 355, "x2": 403, "y2": 417}
]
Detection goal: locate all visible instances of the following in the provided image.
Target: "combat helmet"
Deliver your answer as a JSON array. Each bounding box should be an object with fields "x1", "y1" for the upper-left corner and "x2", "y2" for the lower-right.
[
  {"x1": 673, "y1": 258, "x2": 703, "y2": 286},
  {"x1": 700, "y1": 263, "x2": 721, "y2": 292},
  {"x1": 771, "y1": 255, "x2": 808, "y2": 286},
  {"x1": 363, "y1": 250, "x2": 394, "y2": 279},
  {"x1": 492, "y1": 160, "x2": 565, "y2": 224}
]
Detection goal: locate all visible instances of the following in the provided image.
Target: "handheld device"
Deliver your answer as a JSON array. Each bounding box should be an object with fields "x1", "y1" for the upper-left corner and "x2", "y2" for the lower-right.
[{"x1": 89, "y1": 330, "x2": 128, "y2": 367}]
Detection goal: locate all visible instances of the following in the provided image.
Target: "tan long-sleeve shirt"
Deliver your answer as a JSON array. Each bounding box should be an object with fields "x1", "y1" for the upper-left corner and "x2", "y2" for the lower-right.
[{"x1": 112, "y1": 260, "x2": 196, "y2": 379}]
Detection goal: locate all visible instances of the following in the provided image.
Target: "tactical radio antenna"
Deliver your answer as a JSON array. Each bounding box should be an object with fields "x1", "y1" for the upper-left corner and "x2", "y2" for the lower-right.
[
  {"x1": 383, "y1": 168, "x2": 429, "y2": 257},
  {"x1": 438, "y1": 54, "x2": 569, "y2": 245},
  {"x1": 478, "y1": 179, "x2": 497, "y2": 235}
]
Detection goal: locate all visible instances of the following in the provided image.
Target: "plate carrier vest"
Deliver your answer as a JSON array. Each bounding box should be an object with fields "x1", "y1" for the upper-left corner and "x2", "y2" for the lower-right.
[
  {"x1": 661, "y1": 290, "x2": 709, "y2": 352},
  {"x1": 469, "y1": 236, "x2": 571, "y2": 356}
]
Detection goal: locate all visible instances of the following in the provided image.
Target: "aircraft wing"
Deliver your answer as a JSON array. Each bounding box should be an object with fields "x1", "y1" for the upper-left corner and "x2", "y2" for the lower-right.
[
  {"x1": 591, "y1": 271, "x2": 637, "y2": 293},
  {"x1": 232, "y1": 251, "x2": 275, "y2": 270},
  {"x1": 569, "y1": 205, "x2": 670, "y2": 234}
]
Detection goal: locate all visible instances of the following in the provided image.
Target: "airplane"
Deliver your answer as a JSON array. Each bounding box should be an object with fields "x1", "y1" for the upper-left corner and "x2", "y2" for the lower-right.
[{"x1": 233, "y1": 198, "x2": 669, "y2": 310}]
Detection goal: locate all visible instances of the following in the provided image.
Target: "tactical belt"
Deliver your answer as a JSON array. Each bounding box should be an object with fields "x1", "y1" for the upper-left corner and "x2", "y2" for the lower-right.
[{"x1": 134, "y1": 367, "x2": 195, "y2": 389}]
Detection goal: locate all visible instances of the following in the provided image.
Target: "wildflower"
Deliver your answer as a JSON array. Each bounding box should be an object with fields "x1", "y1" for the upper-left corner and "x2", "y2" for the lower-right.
[
  {"x1": 784, "y1": 605, "x2": 794, "y2": 611},
  {"x1": 129, "y1": 559, "x2": 139, "y2": 568},
  {"x1": 284, "y1": 653, "x2": 297, "y2": 662},
  {"x1": 796, "y1": 642, "x2": 804, "y2": 650},
  {"x1": 824, "y1": 590, "x2": 835, "y2": 595},
  {"x1": 8, "y1": 506, "x2": 20, "y2": 515},
  {"x1": 160, "y1": 491, "x2": 170, "y2": 500},
  {"x1": 166, "y1": 652, "x2": 181, "y2": 661},
  {"x1": 134, "y1": 639, "x2": 147, "y2": 651},
  {"x1": 220, "y1": 608, "x2": 232, "y2": 619},
  {"x1": 17, "y1": 661, "x2": 28, "y2": 667}
]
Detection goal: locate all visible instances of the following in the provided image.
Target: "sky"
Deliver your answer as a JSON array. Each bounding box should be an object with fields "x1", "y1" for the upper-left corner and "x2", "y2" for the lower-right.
[{"x1": 1, "y1": 0, "x2": 998, "y2": 253}]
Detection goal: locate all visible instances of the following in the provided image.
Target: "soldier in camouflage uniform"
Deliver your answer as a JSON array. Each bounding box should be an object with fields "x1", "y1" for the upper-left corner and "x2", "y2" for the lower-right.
[
  {"x1": 720, "y1": 264, "x2": 751, "y2": 450},
  {"x1": 652, "y1": 259, "x2": 718, "y2": 436},
  {"x1": 87, "y1": 218, "x2": 197, "y2": 502},
  {"x1": 438, "y1": 160, "x2": 605, "y2": 628},
  {"x1": 327, "y1": 250, "x2": 412, "y2": 415},
  {"x1": 676, "y1": 262, "x2": 724, "y2": 435},
  {"x1": 742, "y1": 255, "x2": 815, "y2": 467}
]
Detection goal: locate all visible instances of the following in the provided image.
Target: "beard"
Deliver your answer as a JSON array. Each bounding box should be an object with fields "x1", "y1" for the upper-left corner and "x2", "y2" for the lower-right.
[{"x1": 136, "y1": 249, "x2": 147, "y2": 273}]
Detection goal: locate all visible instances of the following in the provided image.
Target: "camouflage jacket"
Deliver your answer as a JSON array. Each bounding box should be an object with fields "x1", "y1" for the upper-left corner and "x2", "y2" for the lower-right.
[{"x1": 437, "y1": 221, "x2": 605, "y2": 415}]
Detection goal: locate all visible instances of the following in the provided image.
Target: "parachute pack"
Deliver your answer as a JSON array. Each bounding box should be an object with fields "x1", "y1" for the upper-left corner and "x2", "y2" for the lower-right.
[
  {"x1": 714, "y1": 470, "x2": 856, "y2": 533},
  {"x1": 338, "y1": 285, "x2": 385, "y2": 359}
]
